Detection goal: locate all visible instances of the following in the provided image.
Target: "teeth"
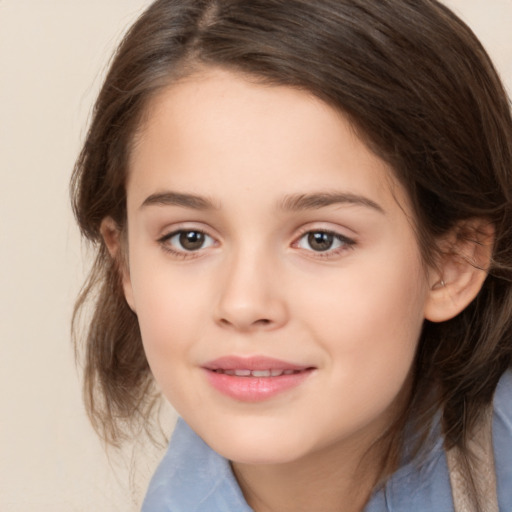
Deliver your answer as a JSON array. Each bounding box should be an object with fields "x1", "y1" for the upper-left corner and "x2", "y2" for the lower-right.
[
  {"x1": 251, "y1": 370, "x2": 271, "y2": 377},
  {"x1": 234, "y1": 369, "x2": 251, "y2": 377},
  {"x1": 216, "y1": 369, "x2": 299, "y2": 377}
]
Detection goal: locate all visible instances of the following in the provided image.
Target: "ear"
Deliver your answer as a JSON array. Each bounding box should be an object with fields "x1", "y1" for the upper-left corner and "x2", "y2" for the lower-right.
[
  {"x1": 100, "y1": 217, "x2": 136, "y2": 312},
  {"x1": 424, "y1": 219, "x2": 494, "y2": 323}
]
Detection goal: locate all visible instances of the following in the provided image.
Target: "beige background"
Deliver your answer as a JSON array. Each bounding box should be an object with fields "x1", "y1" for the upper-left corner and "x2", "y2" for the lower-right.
[{"x1": 0, "y1": 1, "x2": 510, "y2": 510}]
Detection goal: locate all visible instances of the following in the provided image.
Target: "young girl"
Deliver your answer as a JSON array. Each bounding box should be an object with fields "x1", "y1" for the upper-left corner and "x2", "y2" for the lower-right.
[{"x1": 71, "y1": 1, "x2": 512, "y2": 510}]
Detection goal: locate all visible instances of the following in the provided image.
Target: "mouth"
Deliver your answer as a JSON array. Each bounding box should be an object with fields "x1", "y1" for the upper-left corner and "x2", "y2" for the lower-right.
[
  {"x1": 202, "y1": 356, "x2": 315, "y2": 401},
  {"x1": 210, "y1": 368, "x2": 305, "y2": 377}
]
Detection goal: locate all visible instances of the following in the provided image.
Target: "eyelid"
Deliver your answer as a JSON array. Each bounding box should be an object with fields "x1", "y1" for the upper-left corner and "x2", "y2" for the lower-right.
[
  {"x1": 157, "y1": 225, "x2": 218, "y2": 258},
  {"x1": 292, "y1": 225, "x2": 357, "y2": 257},
  {"x1": 156, "y1": 220, "x2": 219, "y2": 242}
]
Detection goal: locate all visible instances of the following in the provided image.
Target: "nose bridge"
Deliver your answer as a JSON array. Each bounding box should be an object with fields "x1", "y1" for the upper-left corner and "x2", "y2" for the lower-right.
[{"x1": 214, "y1": 240, "x2": 287, "y2": 331}]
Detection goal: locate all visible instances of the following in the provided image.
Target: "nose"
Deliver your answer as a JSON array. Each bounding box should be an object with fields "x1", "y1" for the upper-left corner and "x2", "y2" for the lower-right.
[{"x1": 213, "y1": 248, "x2": 288, "y2": 332}]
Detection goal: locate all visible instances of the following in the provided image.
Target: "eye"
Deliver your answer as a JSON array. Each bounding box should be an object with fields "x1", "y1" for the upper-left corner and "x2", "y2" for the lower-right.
[
  {"x1": 296, "y1": 230, "x2": 354, "y2": 253},
  {"x1": 159, "y1": 229, "x2": 215, "y2": 253}
]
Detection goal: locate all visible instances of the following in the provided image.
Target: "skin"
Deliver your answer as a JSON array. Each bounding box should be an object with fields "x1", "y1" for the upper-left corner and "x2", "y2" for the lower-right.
[{"x1": 104, "y1": 68, "x2": 489, "y2": 511}]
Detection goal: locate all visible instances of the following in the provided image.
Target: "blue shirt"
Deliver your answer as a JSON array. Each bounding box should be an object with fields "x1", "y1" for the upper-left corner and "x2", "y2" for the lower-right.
[{"x1": 142, "y1": 371, "x2": 512, "y2": 511}]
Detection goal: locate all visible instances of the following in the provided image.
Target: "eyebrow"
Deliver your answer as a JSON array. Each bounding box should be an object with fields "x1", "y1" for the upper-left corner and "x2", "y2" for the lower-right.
[
  {"x1": 279, "y1": 192, "x2": 385, "y2": 214},
  {"x1": 140, "y1": 191, "x2": 219, "y2": 210},
  {"x1": 140, "y1": 190, "x2": 384, "y2": 214}
]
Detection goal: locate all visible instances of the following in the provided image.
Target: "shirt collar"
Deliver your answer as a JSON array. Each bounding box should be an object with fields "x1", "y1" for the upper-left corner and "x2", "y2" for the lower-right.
[{"x1": 142, "y1": 418, "x2": 253, "y2": 511}]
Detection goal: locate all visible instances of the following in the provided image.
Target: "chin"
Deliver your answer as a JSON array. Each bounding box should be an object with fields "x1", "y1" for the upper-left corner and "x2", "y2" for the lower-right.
[{"x1": 200, "y1": 422, "x2": 311, "y2": 466}]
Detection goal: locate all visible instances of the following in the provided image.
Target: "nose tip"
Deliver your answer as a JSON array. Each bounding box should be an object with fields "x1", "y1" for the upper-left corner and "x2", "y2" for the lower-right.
[
  {"x1": 214, "y1": 257, "x2": 288, "y2": 332},
  {"x1": 216, "y1": 298, "x2": 287, "y2": 332}
]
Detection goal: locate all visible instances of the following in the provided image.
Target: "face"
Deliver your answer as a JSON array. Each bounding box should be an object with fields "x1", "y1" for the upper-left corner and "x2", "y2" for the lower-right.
[{"x1": 121, "y1": 68, "x2": 433, "y2": 466}]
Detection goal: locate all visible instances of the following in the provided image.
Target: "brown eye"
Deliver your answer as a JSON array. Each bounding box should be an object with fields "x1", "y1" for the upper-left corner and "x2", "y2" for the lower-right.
[
  {"x1": 179, "y1": 230, "x2": 206, "y2": 251},
  {"x1": 296, "y1": 230, "x2": 355, "y2": 255},
  {"x1": 307, "y1": 231, "x2": 335, "y2": 251},
  {"x1": 160, "y1": 229, "x2": 215, "y2": 253}
]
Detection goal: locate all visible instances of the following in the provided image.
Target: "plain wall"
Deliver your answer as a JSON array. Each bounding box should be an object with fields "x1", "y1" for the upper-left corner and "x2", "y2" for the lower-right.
[{"x1": 0, "y1": 1, "x2": 510, "y2": 510}]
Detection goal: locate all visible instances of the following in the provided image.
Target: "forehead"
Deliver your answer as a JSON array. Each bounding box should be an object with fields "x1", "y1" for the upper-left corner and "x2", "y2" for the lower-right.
[{"x1": 127, "y1": 68, "x2": 410, "y2": 217}]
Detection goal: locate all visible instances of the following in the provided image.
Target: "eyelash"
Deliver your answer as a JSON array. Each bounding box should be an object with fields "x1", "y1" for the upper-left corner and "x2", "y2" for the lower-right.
[
  {"x1": 157, "y1": 228, "x2": 356, "y2": 260},
  {"x1": 157, "y1": 228, "x2": 215, "y2": 259},
  {"x1": 293, "y1": 228, "x2": 356, "y2": 258}
]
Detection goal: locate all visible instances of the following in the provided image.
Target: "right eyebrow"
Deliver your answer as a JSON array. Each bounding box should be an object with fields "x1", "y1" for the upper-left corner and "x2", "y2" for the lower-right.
[{"x1": 139, "y1": 191, "x2": 219, "y2": 210}]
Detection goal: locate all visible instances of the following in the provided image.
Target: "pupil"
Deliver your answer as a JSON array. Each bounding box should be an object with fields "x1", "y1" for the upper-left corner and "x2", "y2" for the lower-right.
[
  {"x1": 308, "y1": 232, "x2": 333, "y2": 251},
  {"x1": 179, "y1": 231, "x2": 205, "y2": 250}
]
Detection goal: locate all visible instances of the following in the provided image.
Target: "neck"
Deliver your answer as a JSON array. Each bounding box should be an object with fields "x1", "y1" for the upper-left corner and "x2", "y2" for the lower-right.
[{"x1": 231, "y1": 433, "x2": 389, "y2": 512}]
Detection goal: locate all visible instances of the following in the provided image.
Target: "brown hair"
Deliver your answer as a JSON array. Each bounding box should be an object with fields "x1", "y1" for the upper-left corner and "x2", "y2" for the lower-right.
[{"x1": 71, "y1": 0, "x2": 512, "y2": 480}]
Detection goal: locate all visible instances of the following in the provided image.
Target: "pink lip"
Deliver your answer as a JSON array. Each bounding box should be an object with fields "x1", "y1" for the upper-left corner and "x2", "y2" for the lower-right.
[{"x1": 202, "y1": 356, "x2": 315, "y2": 402}]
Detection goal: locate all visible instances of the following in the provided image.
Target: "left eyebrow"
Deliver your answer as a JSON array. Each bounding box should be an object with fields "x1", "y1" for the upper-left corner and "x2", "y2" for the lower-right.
[{"x1": 279, "y1": 192, "x2": 385, "y2": 214}]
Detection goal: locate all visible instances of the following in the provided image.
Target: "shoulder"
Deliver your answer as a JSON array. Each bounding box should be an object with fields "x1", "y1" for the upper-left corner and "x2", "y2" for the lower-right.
[
  {"x1": 365, "y1": 431, "x2": 453, "y2": 512},
  {"x1": 493, "y1": 370, "x2": 512, "y2": 510},
  {"x1": 366, "y1": 370, "x2": 512, "y2": 512},
  {"x1": 141, "y1": 418, "x2": 252, "y2": 512}
]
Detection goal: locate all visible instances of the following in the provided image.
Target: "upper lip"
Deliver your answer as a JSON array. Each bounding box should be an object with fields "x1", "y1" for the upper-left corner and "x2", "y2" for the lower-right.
[{"x1": 203, "y1": 355, "x2": 312, "y2": 371}]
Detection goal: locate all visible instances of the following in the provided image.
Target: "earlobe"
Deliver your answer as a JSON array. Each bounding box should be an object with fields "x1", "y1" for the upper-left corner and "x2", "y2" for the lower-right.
[
  {"x1": 100, "y1": 217, "x2": 136, "y2": 312},
  {"x1": 424, "y1": 219, "x2": 494, "y2": 323}
]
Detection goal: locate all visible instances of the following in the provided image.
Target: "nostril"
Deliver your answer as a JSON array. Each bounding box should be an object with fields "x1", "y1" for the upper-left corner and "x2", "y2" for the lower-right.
[{"x1": 218, "y1": 317, "x2": 272, "y2": 328}]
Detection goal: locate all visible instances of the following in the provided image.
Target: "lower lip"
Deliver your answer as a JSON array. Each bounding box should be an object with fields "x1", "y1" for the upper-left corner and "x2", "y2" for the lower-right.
[{"x1": 203, "y1": 369, "x2": 313, "y2": 402}]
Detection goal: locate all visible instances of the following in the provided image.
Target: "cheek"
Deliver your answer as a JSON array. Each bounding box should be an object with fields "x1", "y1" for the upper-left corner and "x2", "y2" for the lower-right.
[
  {"x1": 317, "y1": 236, "x2": 425, "y2": 333},
  {"x1": 131, "y1": 274, "x2": 207, "y2": 409},
  {"x1": 299, "y1": 245, "x2": 427, "y2": 385},
  {"x1": 135, "y1": 283, "x2": 201, "y2": 350},
  {"x1": 127, "y1": 251, "x2": 206, "y2": 371},
  {"x1": 304, "y1": 264, "x2": 426, "y2": 442}
]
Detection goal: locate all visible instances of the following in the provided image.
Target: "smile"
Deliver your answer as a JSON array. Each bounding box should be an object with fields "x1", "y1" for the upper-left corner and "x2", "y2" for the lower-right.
[
  {"x1": 203, "y1": 356, "x2": 315, "y2": 401},
  {"x1": 211, "y1": 369, "x2": 302, "y2": 377}
]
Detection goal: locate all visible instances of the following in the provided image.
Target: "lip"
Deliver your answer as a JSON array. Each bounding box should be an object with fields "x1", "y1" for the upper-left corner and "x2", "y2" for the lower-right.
[{"x1": 202, "y1": 356, "x2": 315, "y2": 402}]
